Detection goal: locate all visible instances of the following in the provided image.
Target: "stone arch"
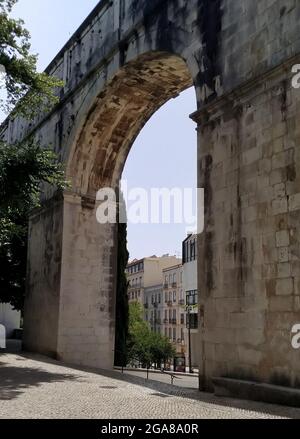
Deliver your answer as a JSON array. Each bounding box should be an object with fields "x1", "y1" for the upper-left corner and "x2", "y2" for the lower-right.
[
  {"x1": 67, "y1": 51, "x2": 194, "y2": 196},
  {"x1": 36, "y1": 50, "x2": 196, "y2": 369}
]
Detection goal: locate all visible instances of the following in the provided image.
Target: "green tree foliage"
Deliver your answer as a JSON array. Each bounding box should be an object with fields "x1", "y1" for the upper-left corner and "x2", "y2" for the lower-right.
[
  {"x1": 0, "y1": 140, "x2": 66, "y2": 310},
  {"x1": 0, "y1": 0, "x2": 66, "y2": 310},
  {"x1": 0, "y1": 0, "x2": 63, "y2": 117},
  {"x1": 127, "y1": 302, "x2": 176, "y2": 368}
]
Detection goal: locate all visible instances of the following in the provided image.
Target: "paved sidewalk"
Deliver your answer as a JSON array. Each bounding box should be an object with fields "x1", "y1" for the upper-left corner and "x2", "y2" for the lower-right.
[
  {"x1": 0, "y1": 353, "x2": 300, "y2": 419},
  {"x1": 115, "y1": 368, "x2": 199, "y2": 389}
]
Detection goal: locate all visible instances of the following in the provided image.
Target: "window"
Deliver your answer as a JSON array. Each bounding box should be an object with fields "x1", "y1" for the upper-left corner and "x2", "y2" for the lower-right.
[
  {"x1": 165, "y1": 328, "x2": 168, "y2": 337},
  {"x1": 169, "y1": 274, "x2": 172, "y2": 284},
  {"x1": 186, "y1": 290, "x2": 198, "y2": 306},
  {"x1": 165, "y1": 310, "x2": 168, "y2": 320},
  {"x1": 158, "y1": 294, "x2": 161, "y2": 304},
  {"x1": 183, "y1": 237, "x2": 197, "y2": 264},
  {"x1": 181, "y1": 328, "x2": 184, "y2": 341},
  {"x1": 169, "y1": 328, "x2": 172, "y2": 340},
  {"x1": 173, "y1": 310, "x2": 176, "y2": 321},
  {"x1": 165, "y1": 292, "x2": 168, "y2": 303},
  {"x1": 165, "y1": 275, "x2": 168, "y2": 285},
  {"x1": 181, "y1": 313, "x2": 185, "y2": 325},
  {"x1": 188, "y1": 313, "x2": 198, "y2": 330},
  {"x1": 173, "y1": 328, "x2": 176, "y2": 342},
  {"x1": 173, "y1": 273, "x2": 176, "y2": 284},
  {"x1": 173, "y1": 291, "x2": 176, "y2": 302},
  {"x1": 190, "y1": 240, "x2": 196, "y2": 261}
]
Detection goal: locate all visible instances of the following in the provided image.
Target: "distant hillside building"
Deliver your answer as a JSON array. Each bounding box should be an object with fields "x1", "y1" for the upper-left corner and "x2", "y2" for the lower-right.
[
  {"x1": 162, "y1": 264, "x2": 186, "y2": 358},
  {"x1": 126, "y1": 255, "x2": 180, "y2": 306}
]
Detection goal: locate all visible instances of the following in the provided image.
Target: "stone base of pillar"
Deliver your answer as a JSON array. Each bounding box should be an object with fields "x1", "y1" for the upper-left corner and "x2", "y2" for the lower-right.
[{"x1": 23, "y1": 192, "x2": 117, "y2": 370}]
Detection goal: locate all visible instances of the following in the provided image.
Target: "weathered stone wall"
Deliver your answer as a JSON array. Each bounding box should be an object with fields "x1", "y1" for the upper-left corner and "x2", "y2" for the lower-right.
[
  {"x1": 23, "y1": 197, "x2": 63, "y2": 357},
  {"x1": 56, "y1": 194, "x2": 116, "y2": 368},
  {"x1": 1, "y1": 0, "x2": 300, "y2": 386},
  {"x1": 195, "y1": 60, "x2": 300, "y2": 389}
]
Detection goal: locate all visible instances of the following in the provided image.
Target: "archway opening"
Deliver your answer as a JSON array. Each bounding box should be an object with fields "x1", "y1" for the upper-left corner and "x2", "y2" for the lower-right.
[{"x1": 121, "y1": 87, "x2": 198, "y2": 372}]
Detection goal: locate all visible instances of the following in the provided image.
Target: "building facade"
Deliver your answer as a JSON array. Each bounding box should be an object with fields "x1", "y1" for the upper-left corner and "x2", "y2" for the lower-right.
[
  {"x1": 144, "y1": 284, "x2": 163, "y2": 334},
  {"x1": 182, "y1": 234, "x2": 199, "y2": 368},
  {"x1": 126, "y1": 246, "x2": 200, "y2": 370},
  {"x1": 162, "y1": 264, "x2": 186, "y2": 360},
  {"x1": 126, "y1": 255, "x2": 180, "y2": 306}
]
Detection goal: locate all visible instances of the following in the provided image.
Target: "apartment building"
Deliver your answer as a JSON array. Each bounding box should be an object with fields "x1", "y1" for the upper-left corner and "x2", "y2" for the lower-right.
[
  {"x1": 126, "y1": 240, "x2": 199, "y2": 370},
  {"x1": 144, "y1": 284, "x2": 163, "y2": 333},
  {"x1": 182, "y1": 233, "x2": 199, "y2": 368},
  {"x1": 126, "y1": 255, "x2": 180, "y2": 305},
  {"x1": 162, "y1": 264, "x2": 186, "y2": 358}
]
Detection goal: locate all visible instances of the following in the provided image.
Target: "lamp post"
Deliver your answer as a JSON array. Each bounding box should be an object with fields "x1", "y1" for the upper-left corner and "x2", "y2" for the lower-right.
[{"x1": 187, "y1": 305, "x2": 193, "y2": 374}]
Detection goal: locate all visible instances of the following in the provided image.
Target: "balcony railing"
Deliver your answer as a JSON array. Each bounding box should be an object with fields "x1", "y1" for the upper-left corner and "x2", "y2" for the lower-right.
[
  {"x1": 171, "y1": 319, "x2": 177, "y2": 325},
  {"x1": 172, "y1": 282, "x2": 177, "y2": 288},
  {"x1": 163, "y1": 318, "x2": 169, "y2": 324},
  {"x1": 179, "y1": 299, "x2": 185, "y2": 306},
  {"x1": 164, "y1": 283, "x2": 169, "y2": 289},
  {"x1": 167, "y1": 301, "x2": 173, "y2": 307}
]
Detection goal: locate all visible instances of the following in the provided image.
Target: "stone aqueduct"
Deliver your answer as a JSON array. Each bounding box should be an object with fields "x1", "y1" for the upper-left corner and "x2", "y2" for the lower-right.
[{"x1": 2, "y1": 0, "x2": 300, "y2": 391}]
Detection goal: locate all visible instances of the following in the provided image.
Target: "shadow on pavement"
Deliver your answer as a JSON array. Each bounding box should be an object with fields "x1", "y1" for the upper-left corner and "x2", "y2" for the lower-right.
[
  {"x1": 0, "y1": 355, "x2": 80, "y2": 401},
  {"x1": 2, "y1": 353, "x2": 300, "y2": 419},
  {"x1": 96, "y1": 369, "x2": 300, "y2": 419}
]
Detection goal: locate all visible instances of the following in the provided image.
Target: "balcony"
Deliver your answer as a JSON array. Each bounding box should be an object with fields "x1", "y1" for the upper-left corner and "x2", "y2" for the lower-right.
[
  {"x1": 163, "y1": 318, "x2": 169, "y2": 324},
  {"x1": 179, "y1": 299, "x2": 185, "y2": 306},
  {"x1": 171, "y1": 319, "x2": 177, "y2": 325},
  {"x1": 172, "y1": 282, "x2": 177, "y2": 288},
  {"x1": 144, "y1": 303, "x2": 149, "y2": 309},
  {"x1": 163, "y1": 283, "x2": 169, "y2": 290},
  {"x1": 167, "y1": 301, "x2": 173, "y2": 307}
]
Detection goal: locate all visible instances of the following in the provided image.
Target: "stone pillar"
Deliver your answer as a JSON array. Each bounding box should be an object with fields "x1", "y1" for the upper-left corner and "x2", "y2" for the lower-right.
[
  {"x1": 193, "y1": 61, "x2": 300, "y2": 390},
  {"x1": 23, "y1": 196, "x2": 63, "y2": 357},
  {"x1": 24, "y1": 192, "x2": 117, "y2": 369}
]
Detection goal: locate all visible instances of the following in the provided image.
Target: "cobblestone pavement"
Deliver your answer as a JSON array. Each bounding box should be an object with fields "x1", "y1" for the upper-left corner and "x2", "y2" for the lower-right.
[{"x1": 1, "y1": 354, "x2": 300, "y2": 419}]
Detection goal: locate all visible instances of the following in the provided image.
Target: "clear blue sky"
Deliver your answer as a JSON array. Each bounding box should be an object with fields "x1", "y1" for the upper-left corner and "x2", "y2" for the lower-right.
[{"x1": 4, "y1": 0, "x2": 197, "y2": 260}]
